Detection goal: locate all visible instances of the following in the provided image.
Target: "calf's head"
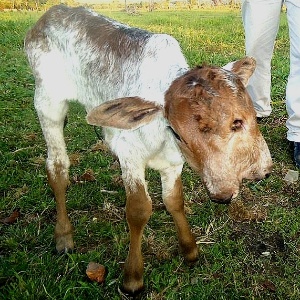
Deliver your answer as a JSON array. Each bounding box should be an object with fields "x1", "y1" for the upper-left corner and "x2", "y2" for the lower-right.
[
  {"x1": 164, "y1": 57, "x2": 272, "y2": 203},
  {"x1": 87, "y1": 57, "x2": 272, "y2": 204}
]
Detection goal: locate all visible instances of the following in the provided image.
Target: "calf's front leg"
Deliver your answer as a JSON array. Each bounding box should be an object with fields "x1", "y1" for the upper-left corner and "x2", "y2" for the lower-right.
[
  {"x1": 122, "y1": 180, "x2": 152, "y2": 295},
  {"x1": 160, "y1": 167, "x2": 198, "y2": 262}
]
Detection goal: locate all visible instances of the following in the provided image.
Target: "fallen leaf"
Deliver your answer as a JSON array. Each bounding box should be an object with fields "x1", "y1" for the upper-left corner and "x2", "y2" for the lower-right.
[
  {"x1": 110, "y1": 160, "x2": 120, "y2": 170},
  {"x1": 212, "y1": 272, "x2": 222, "y2": 279},
  {"x1": 80, "y1": 169, "x2": 96, "y2": 181},
  {"x1": 90, "y1": 140, "x2": 110, "y2": 152},
  {"x1": 0, "y1": 209, "x2": 20, "y2": 224},
  {"x1": 30, "y1": 156, "x2": 45, "y2": 166},
  {"x1": 69, "y1": 153, "x2": 81, "y2": 166},
  {"x1": 24, "y1": 133, "x2": 37, "y2": 141},
  {"x1": 86, "y1": 262, "x2": 106, "y2": 284},
  {"x1": 261, "y1": 279, "x2": 276, "y2": 292},
  {"x1": 191, "y1": 277, "x2": 198, "y2": 284},
  {"x1": 73, "y1": 169, "x2": 96, "y2": 183},
  {"x1": 112, "y1": 175, "x2": 123, "y2": 186},
  {"x1": 14, "y1": 185, "x2": 29, "y2": 199}
]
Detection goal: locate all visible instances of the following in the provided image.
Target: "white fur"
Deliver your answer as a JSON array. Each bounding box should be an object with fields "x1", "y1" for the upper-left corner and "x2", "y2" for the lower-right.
[{"x1": 25, "y1": 5, "x2": 187, "y2": 194}]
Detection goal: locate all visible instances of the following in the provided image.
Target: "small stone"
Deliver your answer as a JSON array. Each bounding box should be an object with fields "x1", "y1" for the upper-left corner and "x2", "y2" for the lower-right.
[
  {"x1": 284, "y1": 170, "x2": 298, "y2": 183},
  {"x1": 86, "y1": 262, "x2": 106, "y2": 284}
]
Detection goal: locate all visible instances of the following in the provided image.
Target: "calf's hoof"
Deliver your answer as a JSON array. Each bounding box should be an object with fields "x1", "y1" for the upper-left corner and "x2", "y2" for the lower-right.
[
  {"x1": 120, "y1": 277, "x2": 144, "y2": 297},
  {"x1": 180, "y1": 241, "x2": 199, "y2": 263},
  {"x1": 55, "y1": 233, "x2": 74, "y2": 253},
  {"x1": 184, "y1": 247, "x2": 199, "y2": 263},
  {"x1": 119, "y1": 283, "x2": 144, "y2": 298}
]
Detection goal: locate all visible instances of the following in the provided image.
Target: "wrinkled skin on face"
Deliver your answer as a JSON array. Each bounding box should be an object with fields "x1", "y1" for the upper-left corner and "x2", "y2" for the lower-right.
[{"x1": 165, "y1": 60, "x2": 272, "y2": 203}]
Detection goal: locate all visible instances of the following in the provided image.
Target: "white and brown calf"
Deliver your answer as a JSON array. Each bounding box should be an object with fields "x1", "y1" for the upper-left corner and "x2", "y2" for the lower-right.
[{"x1": 25, "y1": 5, "x2": 272, "y2": 295}]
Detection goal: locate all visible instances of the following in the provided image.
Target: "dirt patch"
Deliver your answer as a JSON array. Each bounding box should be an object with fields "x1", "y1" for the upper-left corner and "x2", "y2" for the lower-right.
[
  {"x1": 228, "y1": 199, "x2": 267, "y2": 222},
  {"x1": 230, "y1": 223, "x2": 287, "y2": 259}
]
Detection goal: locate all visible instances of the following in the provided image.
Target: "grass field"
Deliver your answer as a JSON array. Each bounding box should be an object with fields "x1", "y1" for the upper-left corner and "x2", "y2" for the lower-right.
[{"x1": 1, "y1": 7, "x2": 300, "y2": 300}]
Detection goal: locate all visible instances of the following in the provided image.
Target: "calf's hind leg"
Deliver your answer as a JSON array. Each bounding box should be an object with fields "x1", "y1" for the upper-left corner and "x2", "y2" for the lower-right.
[{"x1": 36, "y1": 92, "x2": 74, "y2": 253}]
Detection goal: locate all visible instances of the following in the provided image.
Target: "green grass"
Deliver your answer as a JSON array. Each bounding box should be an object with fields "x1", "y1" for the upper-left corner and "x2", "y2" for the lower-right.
[{"x1": 1, "y1": 8, "x2": 299, "y2": 300}]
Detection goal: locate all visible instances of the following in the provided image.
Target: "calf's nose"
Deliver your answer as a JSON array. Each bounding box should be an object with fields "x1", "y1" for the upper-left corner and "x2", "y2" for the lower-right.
[
  {"x1": 255, "y1": 163, "x2": 273, "y2": 180},
  {"x1": 264, "y1": 172, "x2": 271, "y2": 179}
]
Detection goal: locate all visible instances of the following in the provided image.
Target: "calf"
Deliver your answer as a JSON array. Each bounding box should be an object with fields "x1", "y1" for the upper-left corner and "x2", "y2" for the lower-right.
[{"x1": 25, "y1": 5, "x2": 272, "y2": 295}]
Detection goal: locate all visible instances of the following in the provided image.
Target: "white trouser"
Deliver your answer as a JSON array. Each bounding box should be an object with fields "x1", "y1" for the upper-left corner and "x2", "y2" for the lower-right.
[{"x1": 242, "y1": 0, "x2": 300, "y2": 142}]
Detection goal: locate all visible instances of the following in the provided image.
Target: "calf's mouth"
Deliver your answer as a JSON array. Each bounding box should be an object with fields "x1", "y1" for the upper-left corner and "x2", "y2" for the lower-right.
[{"x1": 208, "y1": 187, "x2": 240, "y2": 204}]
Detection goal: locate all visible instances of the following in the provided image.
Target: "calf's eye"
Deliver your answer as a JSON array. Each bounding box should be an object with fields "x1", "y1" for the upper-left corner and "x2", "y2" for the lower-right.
[{"x1": 232, "y1": 119, "x2": 243, "y2": 131}]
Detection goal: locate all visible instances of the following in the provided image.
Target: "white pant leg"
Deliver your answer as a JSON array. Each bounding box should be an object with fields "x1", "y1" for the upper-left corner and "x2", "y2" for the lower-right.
[
  {"x1": 242, "y1": 0, "x2": 282, "y2": 117},
  {"x1": 285, "y1": 0, "x2": 300, "y2": 142}
]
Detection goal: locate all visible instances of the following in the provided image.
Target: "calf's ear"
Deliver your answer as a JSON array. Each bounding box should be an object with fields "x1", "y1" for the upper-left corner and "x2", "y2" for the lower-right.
[
  {"x1": 222, "y1": 56, "x2": 256, "y2": 87},
  {"x1": 86, "y1": 96, "x2": 163, "y2": 130}
]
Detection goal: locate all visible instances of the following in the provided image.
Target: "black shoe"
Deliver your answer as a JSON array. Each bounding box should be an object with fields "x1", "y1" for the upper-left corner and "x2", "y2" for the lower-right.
[{"x1": 294, "y1": 142, "x2": 300, "y2": 168}]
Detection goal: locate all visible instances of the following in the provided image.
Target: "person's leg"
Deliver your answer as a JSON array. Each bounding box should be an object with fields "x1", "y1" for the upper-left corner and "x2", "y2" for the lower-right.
[
  {"x1": 285, "y1": 0, "x2": 300, "y2": 166},
  {"x1": 242, "y1": 0, "x2": 282, "y2": 117}
]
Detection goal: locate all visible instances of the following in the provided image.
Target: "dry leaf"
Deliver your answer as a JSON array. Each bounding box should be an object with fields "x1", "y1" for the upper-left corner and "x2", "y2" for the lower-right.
[
  {"x1": 73, "y1": 169, "x2": 96, "y2": 183},
  {"x1": 86, "y1": 262, "x2": 106, "y2": 283},
  {"x1": 69, "y1": 153, "x2": 81, "y2": 166},
  {"x1": 14, "y1": 185, "x2": 29, "y2": 199},
  {"x1": 261, "y1": 280, "x2": 276, "y2": 292},
  {"x1": 30, "y1": 156, "x2": 45, "y2": 166},
  {"x1": 110, "y1": 160, "x2": 120, "y2": 170},
  {"x1": 112, "y1": 174, "x2": 123, "y2": 186},
  {"x1": 24, "y1": 133, "x2": 37, "y2": 141},
  {"x1": 90, "y1": 140, "x2": 110, "y2": 152},
  {"x1": 1, "y1": 209, "x2": 20, "y2": 224},
  {"x1": 80, "y1": 169, "x2": 96, "y2": 181}
]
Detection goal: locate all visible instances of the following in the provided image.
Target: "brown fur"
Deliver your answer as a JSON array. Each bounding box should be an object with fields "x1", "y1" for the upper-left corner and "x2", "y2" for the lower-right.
[
  {"x1": 47, "y1": 163, "x2": 74, "y2": 252},
  {"x1": 123, "y1": 181, "x2": 152, "y2": 293},
  {"x1": 163, "y1": 177, "x2": 198, "y2": 262}
]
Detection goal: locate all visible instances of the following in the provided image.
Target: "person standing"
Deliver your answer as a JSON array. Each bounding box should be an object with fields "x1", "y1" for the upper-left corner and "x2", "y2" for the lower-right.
[{"x1": 242, "y1": 0, "x2": 300, "y2": 167}]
